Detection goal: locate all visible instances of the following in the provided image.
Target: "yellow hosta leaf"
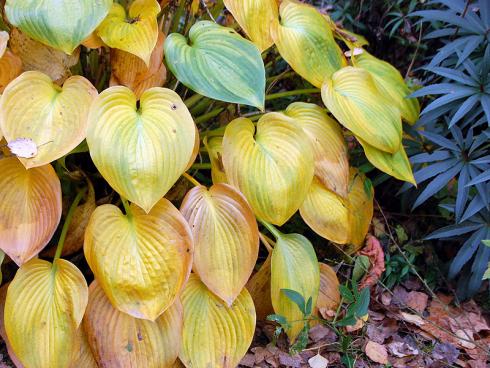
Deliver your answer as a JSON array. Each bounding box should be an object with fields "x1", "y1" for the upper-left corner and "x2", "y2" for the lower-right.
[
  {"x1": 0, "y1": 31, "x2": 8, "y2": 58},
  {"x1": 5, "y1": 259, "x2": 88, "y2": 368},
  {"x1": 246, "y1": 253, "x2": 274, "y2": 321},
  {"x1": 180, "y1": 183, "x2": 259, "y2": 306},
  {"x1": 9, "y1": 28, "x2": 80, "y2": 83},
  {"x1": 203, "y1": 135, "x2": 228, "y2": 184},
  {"x1": 300, "y1": 170, "x2": 373, "y2": 252},
  {"x1": 271, "y1": 232, "x2": 319, "y2": 343},
  {"x1": 0, "y1": 50, "x2": 22, "y2": 93},
  {"x1": 284, "y1": 102, "x2": 349, "y2": 197},
  {"x1": 87, "y1": 86, "x2": 197, "y2": 213},
  {"x1": 223, "y1": 0, "x2": 278, "y2": 52},
  {"x1": 180, "y1": 274, "x2": 256, "y2": 368},
  {"x1": 0, "y1": 71, "x2": 97, "y2": 168},
  {"x1": 357, "y1": 136, "x2": 416, "y2": 184},
  {"x1": 324, "y1": 15, "x2": 369, "y2": 49},
  {"x1": 354, "y1": 51, "x2": 420, "y2": 124},
  {"x1": 73, "y1": 327, "x2": 97, "y2": 368},
  {"x1": 321, "y1": 66, "x2": 402, "y2": 154},
  {"x1": 84, "y1": 198, "x2": 193, "y2": 320},
  {"x1": 97, "y1": 0, "x2": 160, "y2": 65},
  {"x1": 5, "y1": 0, "x2": 111, "y2": 54},
  {"x1": 316, "y1": 263, "x2": 341, "y2": 316},
  {"x1": 110, "y1": 31, "x2": 166, "y2": 99},
  {"x1": 84, "y1": 281, "x2": 182, "y2": 367},
  {"x1": 0, "y1": 283, "x2": 24, "y2": 368},
  {"x1": 271, "y1": 0, "x2": 346, "y2": 87},
  {"x1": 0, "y1": 158, "x2": 61, "y2": 265},
  {"x1": 223, "y1": 115, "x2": 314, "y2": 225}
]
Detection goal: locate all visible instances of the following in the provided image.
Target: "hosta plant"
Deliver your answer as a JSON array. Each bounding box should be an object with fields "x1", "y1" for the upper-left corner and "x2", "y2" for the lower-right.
[{"x1": 0, "y1": 0, "x2": 418, "y2": 366}]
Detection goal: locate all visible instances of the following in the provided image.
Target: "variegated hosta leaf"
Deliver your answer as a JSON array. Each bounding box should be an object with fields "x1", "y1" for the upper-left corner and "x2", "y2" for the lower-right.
[
  {"x1": 0, "y1": 158, "x2": 61, "y2": 265},
  {"x1": 180, "y1": 183, "x2": 259, "y2": 306},
  {"x1": 165, "y1": 21, "x2": 265, "y2": 109},
  {"x1": 222, "y1": 115, "x2": 314, "y2": 225},
  {"x1": 84, "y1": 198, "x2": 193, "y2": 321},
  {"x1": 271, "y1": 0, "x2": 346, "y2": 88},
  {"x1": 357, "y1": 136, "x2": 416, "y2": 184},
  {"x1": 84, "y1": 281, "x2": 182, "y2": 367},
  {"x1": 97, "y1": 0, "x2": 160, "y2": 65},
  {"x1": 5, "y1": 0, "x2": 111, "y2": 54},
  {"x1": 223, "y1": 0, "x2": 278, "y2": 52},
  {"x1": 271, "y1": 232, "x2": 319, "y2": 343},
  {"x1": 9, "y1": 28, "x2": 80, "y2": 83},
  {"x1": 203, "y1": 135, "x2": 228, "y2": 184},
  {"x1": 0, "y1": 50, "x2": 22, "y2": 93},
  {"x1": 5, "y1": 259, "x2": 88, "y2": 368},
  {"x1": 284, "y1": 102, "x2": 349, "y2": 198},
  {"x1": 110, "y1": 31, "x2": 166, "y2": 98},
  {"x1": 300, "y1": 170, "x2": 373, "y2": 252},
  {"x1": 86, "y1": 86, "x2": 196, "y2": 213},
  {"x1": 246, "y1": 253, "x2": 273, "y2": 321},
  {"x1": 180, "y1": 274, "x2": 256, "y2": 368},
  {"x1": 0, "y1": 71, "x2": 97, "y2": 168},
  {"x1": 0, "y1": 31, "x2": 8, "y2": 58},
  {"x1": 316, "y1": 263, "x2": 341, "y2": 315},
  {"x1": 321, "y1": 66, "x2": 402, "y2": 154},
  {"x1": 354, "y1": 51, "x2": 420, "y2": 124}
]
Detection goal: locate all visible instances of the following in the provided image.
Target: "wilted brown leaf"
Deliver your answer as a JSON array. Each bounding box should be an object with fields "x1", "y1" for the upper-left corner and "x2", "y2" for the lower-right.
[
  {"x1": 365, "y1": 340, "x2": 388, "y2": 364},
  {"x1": 0, "y1": 50, "x2": 22, "y2": 93},
  {"x1": 359, "y1": 234, "x2": 385, "y2": 289},
  {"x1": 246, "y1": 254, "x2": 273, "y2": 321}
]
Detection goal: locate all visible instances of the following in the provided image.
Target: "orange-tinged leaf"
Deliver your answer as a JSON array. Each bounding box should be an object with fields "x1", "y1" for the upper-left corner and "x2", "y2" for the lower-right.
[
  {"x1": 84, "y1": 281, "x2": 182, "y2": 368},
  {"x1": 300, "y1": 170, "x2": 373, "y2": 252},
  {"x1": 84, "y1": 198, "x2": 193, "y2": 321},
  {"x1": 0, "y1": 158, "x2": 61, "y2": 265},
  {"x1": 9, "y1": 28, "x2": 80, "y2": 83},
  {"x1": 203, "y1": 135, "x2": 228, "y2": 184},
  {"x1": 246, "y1": 254, "x2": 274, "y2": 321},
  {"x1": 321, "y1": 66, "x2": 402, "y2": 154},
  {"x1": 0, "y1": 71, "x2": 97, "y2": 168},
  {"x1": 271, "y1": 232, "x2": 319, "y2": 343},
  {"x1": 110, "y1": 31, "x2": 166, "y2": 99},
  {"x1": 0, "y1": 31, "x2": 8, "y2": 58},
  {"x1": 180, "y1": 183, "x2": 259, "y2": 306},
  {"x1": 284, "y1": 102, "x2": 349, "y2": 197},
  {"x1": 316, "y1": 263, "x2": 341, "y2": 317},
  {"x1": 86, "y1": 86, "x2": 197, "y2": 213},
  {"x1": 180, "y1": 274, "x2": 256, "y2": 368},
  {"x1": 271, "y1": 0, "x2": 346, "y2": 87},
  {"x1": 222, "y1": 115, "x2": 314, "y2": 225},
  {"x1": 81, "y1": 32, "x2": 105, "y2": 49},
  {"x1": 0, "y1": 50, "x2": 22, "y2": 93},
  {"x1": 223, "y1": 0, "x2": 278, "y2": 52},
  {"x1": 97, "y1": 0, "x2": 160, "y2": 65},
  {"x1": 0, "y1": 283, "x2": 24, "y2": 368},
  {"x1": 5, "y1": 259, "x2": 88, "y2": 368}
]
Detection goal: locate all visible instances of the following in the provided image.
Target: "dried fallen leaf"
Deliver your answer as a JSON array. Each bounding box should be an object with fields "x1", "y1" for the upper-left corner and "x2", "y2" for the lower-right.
[
  {"x1": 359, "y1": 234, "x2": 385, "y2": 289},
  {"x1": 405, "y1": 291, "x2": 428, "y2": 313},
  {"x1": 399, "y1": 311, "x2": 425, "y2": 326},
  {"x1": 364, "y1": 340, "x2": 388, "y2": 365},
  {"x1": 308, "y1": 353, "x2": 329, "y2": 368},
  {"x1": 6, "y1": 138, "x2": 38, "y2": 158}
]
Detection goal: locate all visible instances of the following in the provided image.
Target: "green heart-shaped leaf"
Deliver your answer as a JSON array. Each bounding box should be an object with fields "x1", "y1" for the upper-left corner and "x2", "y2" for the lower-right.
[
  {"x1": 165, "y1": 21, "x2": 265, "y2": 109},
  {"x1": 5, "y1": 0, "x2": 112, "y2": 54}
]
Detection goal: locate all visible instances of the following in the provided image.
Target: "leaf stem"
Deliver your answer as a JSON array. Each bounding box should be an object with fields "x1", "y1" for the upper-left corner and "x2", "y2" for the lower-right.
[
  {"x1": 259, "y1": 232, "x2": 274, "y2": 252},
  {"x1": 191, "y1": 162, "x2": 212, "y2": 169},
  {"x1": 121, "y1": 197, "x2": 133, "y2": 218},
  {"x1": 258, "y1": 219, "x2": 281, "y2": 240},
  {"x1": 183, "y1": 172, "x2": 201, "y2": 187},
  {"x1": 265, "y1": 88, "x2": 320, "y2": 101},
  {"x1": 53, "y1": 189, "x2": 86, "y2": 261},
  {"x1": 195, "y1": 108, "x2": 224, "y2": 124}
]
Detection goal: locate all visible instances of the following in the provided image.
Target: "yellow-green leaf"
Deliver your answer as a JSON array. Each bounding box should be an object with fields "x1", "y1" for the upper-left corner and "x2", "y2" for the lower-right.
[
  {"x1": 271, "y1": 0, "x2": 346, "y2": 87},
  {"x1": 203, "y1": 135, "x2": 228, "y2": 184},
  {"x1": 5, "y1": 259, "x2": 88, "y2": 368},
  {"x1": 223, "y1": 0, "x2": 278, "y2": 52},
  {"x1": 180, "y1": 274, "x2": 256, "y2": 368},
  {"x1": 84, "y1": 198, "x2": 193, "y2": 321},
  {"x1": 321, "y1": 66, "x2": 402, "y2": 154},
  {"x1": 165, "y1": 21, "x2": 265, "y2": 109},
  {"x1": 284, "y1": 102, "x2": 349, "y2": 197},
  {"x1": 0, "y1": 158, "x2": 61, "y2": 265},
  {"x1": 86, "y1": 86, "x2": 197, "y2": 213},
  {"x1": 300, "y1": 170, "x2": 373, "y2": 252},
  {"x1": 97, "y1": 0, "x2": 160, "y2": 65},
  {"x1": 9, "y1": 28, "x2": 80, "y2": 83},
  {"x1": 271, "y1": 232, "x2": 319, "y2": 343},
  {"x1": 0, "y1": 71, "x2": 98, "y2": 168},
  {"x1": 180, "y1": 183, "x2": 259, "y2": 306},
  {"x1": 84, "y1": 281, "x2": 182, "y2": 367},
  {"x1": 223, "y1": 115, "x2": 314, "y2": 225},
  {"x1": 357, "y1": 136, "x2": 416, "y2": 184},
  {"x1": 5, "y1": 0, "x2": 111, "y2": 54},
  {"x1": 354, "y1": 51, "x2": 420, "y2": 124}
]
